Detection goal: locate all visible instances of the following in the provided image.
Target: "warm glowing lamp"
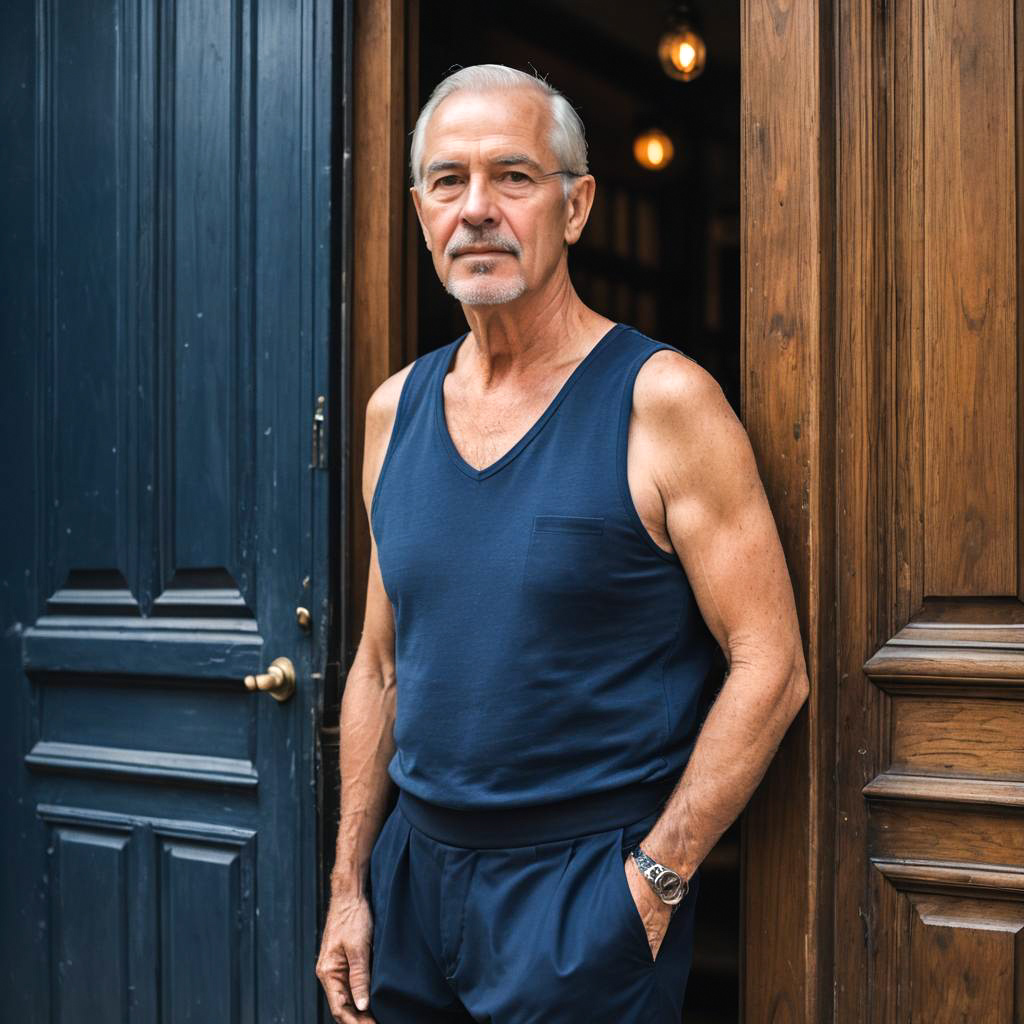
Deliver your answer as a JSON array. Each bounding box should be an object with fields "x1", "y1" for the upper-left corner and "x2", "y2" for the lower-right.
[
  {"x1": 633, "y1": 129, "x2": 675, "y2": 171},
  {"x1": 658, "y1": 6, "x2": 707, "y2": 82}
]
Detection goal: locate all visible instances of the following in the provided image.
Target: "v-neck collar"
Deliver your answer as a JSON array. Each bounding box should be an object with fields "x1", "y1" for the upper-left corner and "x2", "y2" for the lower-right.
[{"x1": 434, "y1": 322, "x2": 625, "y2": 481}]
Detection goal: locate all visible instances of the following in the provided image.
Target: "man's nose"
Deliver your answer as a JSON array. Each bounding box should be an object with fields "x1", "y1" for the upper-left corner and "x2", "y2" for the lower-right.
[{"x1": 459, "y1": 172, "x2": 499, "y2": 226}]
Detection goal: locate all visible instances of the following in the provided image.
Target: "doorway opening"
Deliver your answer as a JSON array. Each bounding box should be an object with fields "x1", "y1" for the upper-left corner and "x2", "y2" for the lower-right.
[
  {"x1": 414, "y1": 2, "x2": 740, "y2": 411},
  {"x1": 413, "y1": 3, "x2": 741, "y2": 1021}
]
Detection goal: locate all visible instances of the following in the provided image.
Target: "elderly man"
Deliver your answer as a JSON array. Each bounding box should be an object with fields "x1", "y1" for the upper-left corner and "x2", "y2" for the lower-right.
[{"x1": 317, "y1": 64, "x2": 809, "y2": 1023}]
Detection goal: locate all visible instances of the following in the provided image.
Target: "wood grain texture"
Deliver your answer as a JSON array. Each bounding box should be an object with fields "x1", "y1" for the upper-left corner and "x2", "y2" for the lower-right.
[
  {"x1": 865, "y1": 607, "x2": 1024, "y2": 681},
  {"x1": 922, "y1": 0, "x2": 1017, "y2": 597},
  {"x1": 350, "y1": 0, "x2": 412, "y2": 641},
  {"x1": 907, "y1": 894, "x2": 1023, "y2": 1022},
  {"x1": 863, "y1": 773, "x2": 1024, "y2": 808},
  {"x1": 871, "y1": 862, "x2": 1024, "y2": 1021},
  {"x1": 875, "y1": 858, "x2": 1024, "y2": 897},
  {"x1": 834, "y1": 0, "x2": 890, "y2": 1018},
  {"x1": 740, "y1": 0, "x2": 835, "y2": 1020},
  {"x1": 889, "y1": 696, "x2": 1024, "y2": 779},
  {"x1": 837, "y1": 0, "x2": 1024, "y2": 1017},
  {"x1": 869, "y1": 802, "x2": 1024, "y2": 867}
]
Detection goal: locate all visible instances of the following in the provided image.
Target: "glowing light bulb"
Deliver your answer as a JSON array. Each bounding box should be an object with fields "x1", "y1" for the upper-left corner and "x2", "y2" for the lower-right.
[
  {"x1": 633, "y1": 129, "x2": 675, "y2": 171},
  {"x1": 658, "y1": 24, "x2": 707, "y2": 82}
]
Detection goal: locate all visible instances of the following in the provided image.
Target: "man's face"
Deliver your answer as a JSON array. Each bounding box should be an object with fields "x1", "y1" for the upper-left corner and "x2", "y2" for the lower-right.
[{"x1": 410, "y1": 87, "x2": 592, "y2": 307}]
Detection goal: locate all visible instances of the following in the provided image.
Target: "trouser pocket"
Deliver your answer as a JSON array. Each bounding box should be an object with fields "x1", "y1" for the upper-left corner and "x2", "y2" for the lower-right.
[
  {"x1": 368, "y1": 803, "x2": 408, "y2": 959},
  {"x1": 611, "y1": 805, "x2": 698, "y2": 968},
  {"x1": 619, "y1": 806, "x2": 662, "y2": 860}
]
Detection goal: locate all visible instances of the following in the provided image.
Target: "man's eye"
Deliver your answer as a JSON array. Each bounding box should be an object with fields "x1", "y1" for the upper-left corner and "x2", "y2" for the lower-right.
[
  {"x1": 435, "y1": 175, "x2": 461, "y2": 187},
  {"x1": 501, "y1": 171, "x2": 531, "y2": 183}
]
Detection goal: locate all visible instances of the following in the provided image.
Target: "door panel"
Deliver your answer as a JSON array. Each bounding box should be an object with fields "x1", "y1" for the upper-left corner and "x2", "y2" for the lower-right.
[
  {"x1": 0, "y1": 0, "x2": 334, "y2": 1020},
  {"x1": 836, "y1": 0, "x2": 1024, "y2": 1018}
]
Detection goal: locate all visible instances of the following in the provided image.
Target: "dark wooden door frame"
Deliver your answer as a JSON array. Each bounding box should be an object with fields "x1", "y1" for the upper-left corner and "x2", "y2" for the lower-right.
[
  {"x1": 738, "y1": 2, "x2": 835, "y2": 1022},
  {"x1": 347, "y1": 2, "x2": 837, "y2": 1019}
]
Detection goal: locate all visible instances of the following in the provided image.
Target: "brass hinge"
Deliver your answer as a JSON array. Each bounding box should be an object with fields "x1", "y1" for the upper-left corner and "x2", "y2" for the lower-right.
[{"x1": 310, "y1": 394, "x2": 327, "y2": 469}]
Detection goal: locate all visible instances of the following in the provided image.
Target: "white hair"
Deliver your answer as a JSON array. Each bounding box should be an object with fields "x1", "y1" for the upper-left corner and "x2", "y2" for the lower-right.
[{"x1": 409, "y1": 64, "x2": 589, "y2": 201}]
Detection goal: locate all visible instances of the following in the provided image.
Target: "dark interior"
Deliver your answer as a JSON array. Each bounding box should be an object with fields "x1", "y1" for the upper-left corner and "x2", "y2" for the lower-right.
[{"x1": 415, "y1": 0, "x2": 740, "y2": 415}]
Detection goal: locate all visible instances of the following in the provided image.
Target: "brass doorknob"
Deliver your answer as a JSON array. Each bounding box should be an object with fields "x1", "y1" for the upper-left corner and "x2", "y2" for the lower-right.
[{"x1": 244, "y1": 656, "x2": 296, "y2": 703}]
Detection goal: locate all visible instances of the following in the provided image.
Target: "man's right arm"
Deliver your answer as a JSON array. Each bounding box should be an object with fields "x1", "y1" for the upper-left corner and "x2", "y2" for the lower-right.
[
  {"x1": 329, "y1": 530, "x2": 397, "y2": 898},
  {"x1": 316, "y1": 362, "x2": 414, "y2": 1021}
]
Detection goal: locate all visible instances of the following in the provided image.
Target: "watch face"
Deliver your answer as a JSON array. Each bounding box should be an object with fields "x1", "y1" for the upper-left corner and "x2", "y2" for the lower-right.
[{"x1": 653, "y1": 869, "x2": 683, "y2": 900}]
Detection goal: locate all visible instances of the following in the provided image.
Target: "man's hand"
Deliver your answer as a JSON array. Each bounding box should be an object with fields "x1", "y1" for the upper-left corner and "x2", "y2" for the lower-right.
[
  {"x1": 316, "y1": 890, "x2": 377, "y2": 1023},
  {"x1": 623, "y1": 856, "x2": 674, "y2": 961},
  {"x1": 315, "y1": 365, "x2": 408, "y2": 1021}
]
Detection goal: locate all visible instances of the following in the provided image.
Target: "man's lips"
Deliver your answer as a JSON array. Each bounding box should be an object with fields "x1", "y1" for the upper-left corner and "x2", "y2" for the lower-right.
[{"x1": 454, "y1": 250, "x2": 512, "y2": 256}]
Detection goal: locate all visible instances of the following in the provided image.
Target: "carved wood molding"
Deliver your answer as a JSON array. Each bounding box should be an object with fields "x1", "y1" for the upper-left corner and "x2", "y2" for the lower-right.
[
  {"x1": 873, "y1": 858, "x2": 1024, "y2": 899},
  {"x1": 863, "y1": 773, "x2": 1024, "y2": 809},
  {"x1": 864, "y1": 605, "x2": 1024, "y2": 685}
]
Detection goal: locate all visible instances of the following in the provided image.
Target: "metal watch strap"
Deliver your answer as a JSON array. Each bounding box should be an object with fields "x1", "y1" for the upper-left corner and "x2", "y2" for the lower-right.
[{"x1": 630, "y1": 845, "x2": 688, "y2": 906}]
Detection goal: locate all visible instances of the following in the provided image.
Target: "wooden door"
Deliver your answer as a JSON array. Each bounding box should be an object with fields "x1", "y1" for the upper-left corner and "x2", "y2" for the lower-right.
[
  {"x1": 0, "y1": 0, "x2": 335, "y2": 1020},
  {"x1": 347, "y1": 0, "x2": 839, "y2": 1020},
  {"x1": 835, "y1": 0, "x2": 1024, "y2": 1018}
]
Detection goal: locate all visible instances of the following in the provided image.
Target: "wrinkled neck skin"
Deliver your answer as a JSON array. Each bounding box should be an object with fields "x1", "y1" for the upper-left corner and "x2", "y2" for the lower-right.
[{"x1": 455, "y1": 256, "x2": 612, "y2": 391}]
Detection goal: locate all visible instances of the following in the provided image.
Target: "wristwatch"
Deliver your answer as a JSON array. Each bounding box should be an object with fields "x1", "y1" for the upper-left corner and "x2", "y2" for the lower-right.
[{"x1": 630, "y1": 846, "x2": 688, "y2": 906}]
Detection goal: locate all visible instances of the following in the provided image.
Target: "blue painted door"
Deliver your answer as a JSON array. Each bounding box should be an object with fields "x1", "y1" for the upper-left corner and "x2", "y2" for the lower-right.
[{"x1": 0, "y1": 0, "x2": 335, "y2": 1020}]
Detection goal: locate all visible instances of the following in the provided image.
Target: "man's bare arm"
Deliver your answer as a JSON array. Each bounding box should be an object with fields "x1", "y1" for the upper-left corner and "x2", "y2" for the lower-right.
[
  {"x1": 330, "y1": 530, "x2": 398, "y2": 899},
  {"x1": 635, "y1": 352, "x2": 810, "y2": 881},
  {"x1": 316, "y1": 362, "x2": 413, "y2": 1021}
]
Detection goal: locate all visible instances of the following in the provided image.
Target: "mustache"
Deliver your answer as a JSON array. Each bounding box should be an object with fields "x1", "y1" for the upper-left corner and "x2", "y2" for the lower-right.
[{"x1": 446, "y1": 235, "x2": 521, "y2": 258}]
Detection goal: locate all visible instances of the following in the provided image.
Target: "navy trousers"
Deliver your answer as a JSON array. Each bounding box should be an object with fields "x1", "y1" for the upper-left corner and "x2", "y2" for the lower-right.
[{"x1": 367, "y1": 790, "x2": 700, "y2": 1022}]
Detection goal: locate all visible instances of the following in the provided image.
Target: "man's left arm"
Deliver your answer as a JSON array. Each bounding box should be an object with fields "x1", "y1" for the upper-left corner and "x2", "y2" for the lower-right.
[{"x1": 634, "y1": 351, "x2": 811, "y2": 884}]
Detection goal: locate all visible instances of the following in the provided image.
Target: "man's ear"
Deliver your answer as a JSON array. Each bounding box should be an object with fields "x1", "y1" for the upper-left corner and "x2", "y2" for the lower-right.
[
  {"x1": 409, "y1": 186, "x2": 431, "y2": 251},
  {"x1": 563, "y1": 175, "x2": 596, "y2": 247}
]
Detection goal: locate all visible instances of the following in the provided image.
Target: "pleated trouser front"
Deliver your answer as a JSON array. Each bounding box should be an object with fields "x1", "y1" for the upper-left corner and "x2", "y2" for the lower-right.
[{"x1": 367, "y1": 795, "x2": 700, "y2": 1023}]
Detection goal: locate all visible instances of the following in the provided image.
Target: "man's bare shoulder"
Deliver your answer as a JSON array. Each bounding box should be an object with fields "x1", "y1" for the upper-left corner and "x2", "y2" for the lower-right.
[
  {"x1": 362, "y1": 359, "x2": 420, "y2": 507},
  {"x1": 366, "y1": 359, "x2": 418, "y2": 436},
  {"x1": 632, "y1": 348, "x2": 734, "y2": 439},
  {"x1": 632, "y1": 348, "x2": 757, "y2": 502}
]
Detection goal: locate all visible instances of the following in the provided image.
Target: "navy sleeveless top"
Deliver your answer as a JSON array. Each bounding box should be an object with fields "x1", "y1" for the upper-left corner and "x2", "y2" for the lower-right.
[{"x1": 370, "y1": 322, "x2": 719, "y2": 810}]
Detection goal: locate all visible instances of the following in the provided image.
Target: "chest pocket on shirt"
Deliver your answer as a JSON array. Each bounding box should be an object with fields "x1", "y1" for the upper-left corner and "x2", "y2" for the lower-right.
[{"x1": 522, "y1": 514, "x2": 606, "y2": 598}]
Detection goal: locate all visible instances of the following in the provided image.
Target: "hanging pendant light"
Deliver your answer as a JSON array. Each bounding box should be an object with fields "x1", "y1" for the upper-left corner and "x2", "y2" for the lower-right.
[
  {"x1": 633, "y1": 128, "x2": 675, "y2": 171},
  {"x1": 658, "y1": 3, "x2": 707, "y2": 82}
]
